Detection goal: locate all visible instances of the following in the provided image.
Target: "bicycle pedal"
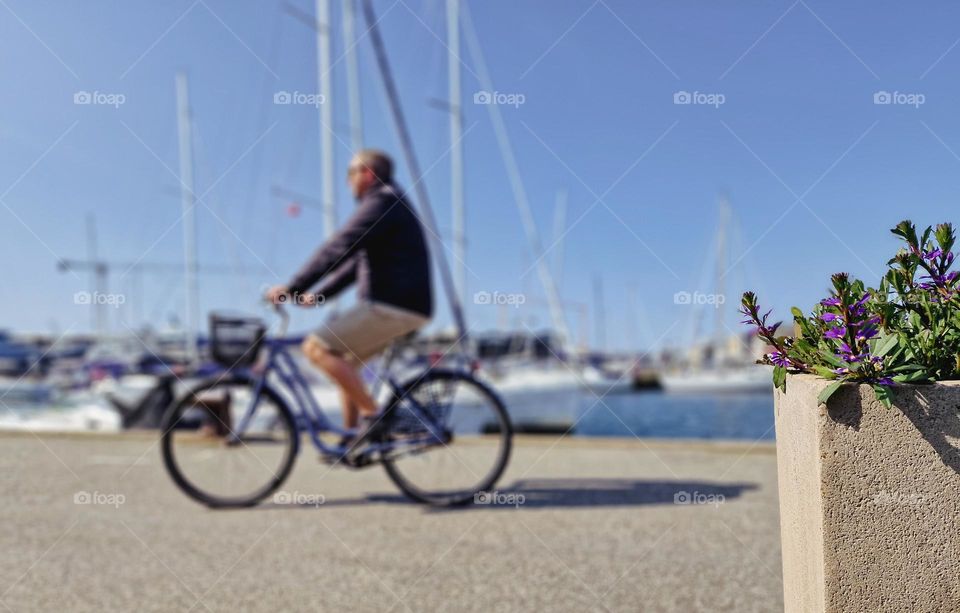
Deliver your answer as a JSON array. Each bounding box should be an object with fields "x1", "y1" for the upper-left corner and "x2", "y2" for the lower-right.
[
  {"x1": 318, "y1": 453, "x2": 342, "y2": 465},
  {"x1": 344, "y1": 448, "x2": 380, "y2": 468}
]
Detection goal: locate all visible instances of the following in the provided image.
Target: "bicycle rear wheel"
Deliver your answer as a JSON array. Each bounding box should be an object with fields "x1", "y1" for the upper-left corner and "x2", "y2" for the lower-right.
[
  {"x1": 381, "y1": 370, "x2": 512, "y2": 506},
  {"x1": 161, "y1": 375, "x2": 299, "y2": 508}
]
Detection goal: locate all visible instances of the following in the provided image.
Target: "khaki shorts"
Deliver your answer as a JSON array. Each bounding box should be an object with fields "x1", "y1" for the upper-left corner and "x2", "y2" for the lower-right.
[{"x1": 309, "y1": 301, "x2": 429, "y2": 364}]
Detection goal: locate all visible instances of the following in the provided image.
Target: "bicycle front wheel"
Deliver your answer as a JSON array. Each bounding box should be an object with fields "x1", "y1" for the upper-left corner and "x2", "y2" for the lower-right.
[
  {"x1": 382, "y1": 370, "x2": 512, "y2": 506},
  {"x1": 161, "y1": 375, "x2": 299, "y2": 508}
]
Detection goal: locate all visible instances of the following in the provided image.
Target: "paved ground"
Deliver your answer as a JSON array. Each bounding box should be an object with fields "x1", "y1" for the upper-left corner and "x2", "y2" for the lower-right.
[{"x1": 0, "y1": 432, "x2": 782, "y2": 612}]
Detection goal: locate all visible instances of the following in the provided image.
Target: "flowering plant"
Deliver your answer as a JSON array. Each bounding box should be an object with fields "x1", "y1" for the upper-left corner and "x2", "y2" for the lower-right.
[{"x1": 741, "y1": 220, "x2": 958, "y2": 407}]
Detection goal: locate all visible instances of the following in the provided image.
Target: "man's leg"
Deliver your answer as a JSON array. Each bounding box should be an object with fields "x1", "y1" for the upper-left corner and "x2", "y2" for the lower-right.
[
  {"x1": 302, "y1": 336, "x2": 376, "y2": 424},
  {"x1": 339, "y1": 390, "x2": 359, "y2": 430}
]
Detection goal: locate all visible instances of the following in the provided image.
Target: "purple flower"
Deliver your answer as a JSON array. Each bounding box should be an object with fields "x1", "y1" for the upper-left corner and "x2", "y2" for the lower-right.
[
  {"x1": 767, "y1": 351, "x2": 792, "y2": 367},
  {"x1": 824, "y1": 327, "x2": 846, "y2": 339},
  {"x1": 853, "y1": 317, "x2": 880, "y2": 341},
  {"x1": 820, "y1": 297, "x2": 841, "y2": 307},
  {"x1": 821, "y1": 312, "x2": 839, "y2": 322}
]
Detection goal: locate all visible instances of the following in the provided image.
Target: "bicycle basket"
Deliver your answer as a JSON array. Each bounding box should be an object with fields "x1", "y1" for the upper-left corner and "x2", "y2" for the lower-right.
[
  {"x1": 389, "y1": 378, "x2": 457, "y2": 435},
  {"x1": 209, "y1": 314, "x2": 266, "y2": 368}
]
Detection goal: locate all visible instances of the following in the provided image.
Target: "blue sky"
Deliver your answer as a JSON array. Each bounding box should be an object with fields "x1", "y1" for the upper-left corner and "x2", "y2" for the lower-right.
[{"x1": 3, "y1": 0, "x2": 960, "y2": 351}]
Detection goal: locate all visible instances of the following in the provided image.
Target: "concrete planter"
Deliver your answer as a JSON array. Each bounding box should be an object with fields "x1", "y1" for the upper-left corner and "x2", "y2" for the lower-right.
[{"x1": 774, "y1": 374, "x2": 960, "y2": 612}]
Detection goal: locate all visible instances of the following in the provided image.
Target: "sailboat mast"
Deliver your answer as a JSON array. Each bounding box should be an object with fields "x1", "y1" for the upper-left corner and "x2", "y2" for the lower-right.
[
  {"x1": 714, "y1": 195, "x2": 730, "y2": 349},
  {"x1": 86, "y1": 214, "x2": 107, "y2": 336},
  {"x1": 342, "y1": 0, "x2": 364, "y2": 151},
  {"x1": 361, "y1": 0, "x2": 468, "y2": 342},
  {"x1": 460, "y1": 4, "x2": 571, "y2": 346},
  {"x1": 447, "y1": 0, "x2": 466, "y2": 306},
  {"x1": 593, "y1": 274, "x2": 605, "y2": 352},
  {"x1": 175, "y1": 72, "x2": 200, "y2": 364},
  {"x1": 316, "y1": 0, "x2": 337, "y2": 240},
  {"x1": 552, "y1": 188, "x2": 567, "y2": 290}
]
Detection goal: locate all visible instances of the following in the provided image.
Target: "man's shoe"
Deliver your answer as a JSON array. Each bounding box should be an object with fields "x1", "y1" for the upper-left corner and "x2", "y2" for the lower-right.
[
  {"x1": 318, "y1": 434, "x2": 356, "y2": 465},
  {"x1": 345, "y1": 415, "x2": 384, "y2": 457}
]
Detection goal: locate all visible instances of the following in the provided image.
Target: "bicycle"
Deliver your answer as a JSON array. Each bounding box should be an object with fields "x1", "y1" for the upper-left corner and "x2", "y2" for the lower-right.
[{"x1": 160, "y1": 304, "x2": 513, "y2": 508}]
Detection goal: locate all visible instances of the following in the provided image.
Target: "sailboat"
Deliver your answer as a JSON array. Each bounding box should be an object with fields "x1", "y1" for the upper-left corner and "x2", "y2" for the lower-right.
[
  {"x1": 659, "y1": 196, "x2": 771, "y2": 394},
  {"x1": 659, "y1": 366, "x2": 770, "y2": 393}
]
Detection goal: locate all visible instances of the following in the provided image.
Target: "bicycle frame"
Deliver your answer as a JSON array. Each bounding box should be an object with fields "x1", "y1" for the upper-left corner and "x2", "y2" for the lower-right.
[{"x1": 228, "y1": 330, "x2": 449, "y2": 459}]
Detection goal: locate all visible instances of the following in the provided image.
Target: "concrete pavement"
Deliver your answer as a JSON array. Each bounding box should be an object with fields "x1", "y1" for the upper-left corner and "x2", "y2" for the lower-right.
[{"x1": 0, "y1": 432, "x2": 782, "y2": 612}]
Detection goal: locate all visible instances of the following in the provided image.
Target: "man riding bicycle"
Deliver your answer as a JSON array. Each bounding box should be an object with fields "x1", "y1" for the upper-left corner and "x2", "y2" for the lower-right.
[{"x1": 266, "y1": 149, "x2": 433, "y2": 449}]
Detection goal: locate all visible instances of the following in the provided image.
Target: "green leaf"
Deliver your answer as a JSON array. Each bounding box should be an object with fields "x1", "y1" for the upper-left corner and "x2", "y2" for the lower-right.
[
  {"x1": 817, "y1": 380, "x2": 843, "y2": 405},
  {"x1": 812, "y1": 366, "x2": 838, "y2": 379},
  {"x1": 891, "y1": 370, "x2": 930, "y2": 383},
  {"x1": 818, "y1": 350, "x2": 846, "y2": 369},
  {"x1": 889, "y1": 363, "x2": 925, "y2": 373},
  {"x1": 872, "y1": 334, "x2": 899, "y2": 358},
  {"x1": 773, "y1": 366, "x2": 787, "y2": 393},
  {"x1": 872, "y1": 384, "x2": 893, "y2": 408}
]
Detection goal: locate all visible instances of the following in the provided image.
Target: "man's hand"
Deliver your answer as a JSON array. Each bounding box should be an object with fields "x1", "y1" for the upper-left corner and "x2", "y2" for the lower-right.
[{"x1": 265, "y1": 285, "x2": 290, "y2": 305}]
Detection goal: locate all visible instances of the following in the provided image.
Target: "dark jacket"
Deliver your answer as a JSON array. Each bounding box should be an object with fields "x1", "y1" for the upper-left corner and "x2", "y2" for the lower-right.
[{"x1": 287, "y1": 182, "x2": 433, "y2": 317}]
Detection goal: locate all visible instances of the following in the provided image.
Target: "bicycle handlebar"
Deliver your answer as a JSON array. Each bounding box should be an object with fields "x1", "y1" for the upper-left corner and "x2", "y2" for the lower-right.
[{"x1": 266, "y1": 299, "x2": 291, "y2": 337}]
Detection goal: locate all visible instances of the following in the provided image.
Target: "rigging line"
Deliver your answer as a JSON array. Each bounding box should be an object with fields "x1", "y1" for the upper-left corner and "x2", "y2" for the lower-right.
[
  {"x1": 362, "y1": 0, "x2": 468, "y2": 343},
  {"x1": 191, "y1": 123, "x2": 256, "y2": 298},
  {"x1": 147, "y1": 275, "x2": 185, "y2": 325},
  {"x1": 460, "y1": 0, "x2": 572, "y2": 346},
  {"x1": 241, "y1": 4, "x2": 286, "y2": 243},
  {"x1": 687, "y1": 202, "x2": 721, "y2": 349}
]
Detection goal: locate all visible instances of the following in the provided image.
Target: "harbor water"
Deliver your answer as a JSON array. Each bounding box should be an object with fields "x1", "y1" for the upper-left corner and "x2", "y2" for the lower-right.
[{"x1": 0, "y1": 386, "x2": 776, "y2": 441}]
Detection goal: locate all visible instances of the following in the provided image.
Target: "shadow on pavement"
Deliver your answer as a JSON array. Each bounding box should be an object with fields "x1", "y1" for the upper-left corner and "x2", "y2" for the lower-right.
[
  {"x1": 347, "y1": 478, "x2": 758, "y2": 511},
  {"x1": 249, "y1": 479, "x2": 758, "y2": 511}
]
